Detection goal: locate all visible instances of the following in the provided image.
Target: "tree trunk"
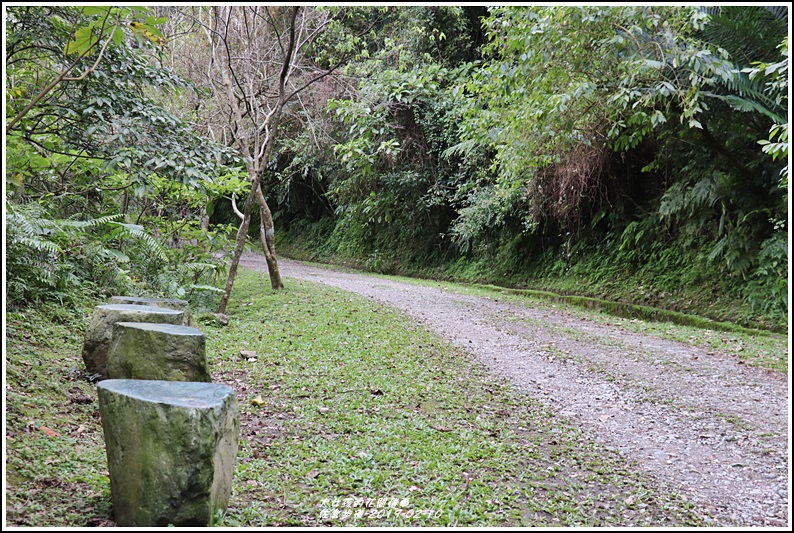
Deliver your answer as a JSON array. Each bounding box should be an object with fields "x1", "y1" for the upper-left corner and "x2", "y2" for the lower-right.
[
  {"x1": 200, "y1": 206, "x2": 210, "y2": 231},
  {"x1": 254, "y1": 184, "x2": 283, "y2": 289},
  {"x1": 217, "y1": 179, "x2": 256, "y2": 315}
]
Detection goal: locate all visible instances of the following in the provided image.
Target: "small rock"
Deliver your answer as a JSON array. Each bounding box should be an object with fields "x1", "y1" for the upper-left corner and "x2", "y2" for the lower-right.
[{"x1": 212, "y1": 313, "x2": 230, "y2": 326}]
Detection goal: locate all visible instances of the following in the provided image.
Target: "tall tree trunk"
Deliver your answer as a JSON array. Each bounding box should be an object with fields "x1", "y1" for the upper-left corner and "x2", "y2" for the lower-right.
[{"x1": 254, "y1": 185, "x2": 283, "y2": 289}]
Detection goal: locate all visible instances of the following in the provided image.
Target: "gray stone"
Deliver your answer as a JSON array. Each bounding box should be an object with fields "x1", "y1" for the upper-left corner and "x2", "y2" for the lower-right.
[
  {"x1": 97, "y1": 379, "x2": 239, "y2": 527},
  {"x1": 82, "y1": 304, "x2": 184, "y2": 380},
  {"x1": 109, "y1": 296, "x2": 194, "y2": 326},
  {"x1": 107, "y1": 323, "x2": 210, "y2": 382},
  {"x1": 211, "y1": 313, "x2": 229, "y2": 326}
]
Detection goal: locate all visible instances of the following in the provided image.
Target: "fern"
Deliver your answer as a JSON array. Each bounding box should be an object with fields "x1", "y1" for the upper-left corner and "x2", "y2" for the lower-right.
[
  {"x1": 60, "y1": 213, "x2": 124, "y2": 229},
  {"x1": 107, "y1": 222, "x2": 169, "y2": 262},
  {"x1": 698, "y1": 6, "x2": 787, "y2": 123},
  {"x1": 5, "y1": 203, "x2": 174, "y2": 308},
  {"x1": 189, "y1": 284, "x2": 225, "y2": 293},
  {"x1": 13, "y1": 236, "x2": 63, "y2": 255},
  {"x1": 441, "y1": 138, "x2": 478, "y2": 160},
  {"x1": 658, "y1": 182, "x2": 688, "y2": 217},
  {"x1": 701, "y1": 6, "x2": 787, "y2": 66},
  {"x1": 180, "y1": 262, "x2": 219, "y2": 272}
]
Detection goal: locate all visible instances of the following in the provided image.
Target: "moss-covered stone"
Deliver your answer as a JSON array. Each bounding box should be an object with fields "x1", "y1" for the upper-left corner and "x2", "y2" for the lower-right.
[
  {"x1": 97, "y1": 379, "x2": 239, "y2": 527},
  {"x1": 82, "y1": 304, "x2": 184, "y2": 380},
  {"x1": 109, "y1": 296, "x2": 194, "y2": 326},
  {"x1": 107, "y1": 323, "x2": 210, "y2": 382}
]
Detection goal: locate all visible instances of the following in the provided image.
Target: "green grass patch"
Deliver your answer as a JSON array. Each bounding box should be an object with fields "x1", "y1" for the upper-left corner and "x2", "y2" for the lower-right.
[
  {"x1": 5, "y1": 270, "x2": 706, "y2": 527},
  {"x1": 474, "y1": 284, "x2": 784, "y2": 337},
  {"x1": 206, "y1": 269, "x2": 701, "y2": 526},
  {"x1": 5, "y1": 305, "x2": 114, "y2": 527}
]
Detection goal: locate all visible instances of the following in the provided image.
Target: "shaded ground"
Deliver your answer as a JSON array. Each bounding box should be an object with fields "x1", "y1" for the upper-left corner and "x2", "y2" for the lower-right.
[{"x1": 241, "y1": 253, "x2": 789, "y2": 527}]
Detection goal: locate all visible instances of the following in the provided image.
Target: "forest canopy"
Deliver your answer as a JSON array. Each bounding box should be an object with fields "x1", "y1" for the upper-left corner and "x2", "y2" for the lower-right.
[{"x1": 4, "y1": 5, "x2": 788, "y2": 330}]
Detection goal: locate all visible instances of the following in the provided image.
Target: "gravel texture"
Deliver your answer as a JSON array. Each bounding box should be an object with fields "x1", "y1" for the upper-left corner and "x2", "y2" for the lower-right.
[{"x1": 240, "y1": 254, "x2": 790, "y2": 527}]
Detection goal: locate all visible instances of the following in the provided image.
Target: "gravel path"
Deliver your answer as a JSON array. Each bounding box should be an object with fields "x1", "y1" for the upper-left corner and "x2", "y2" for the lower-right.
[{"x1": 241, "y1": 254, "x2": 789, "y2": 527}]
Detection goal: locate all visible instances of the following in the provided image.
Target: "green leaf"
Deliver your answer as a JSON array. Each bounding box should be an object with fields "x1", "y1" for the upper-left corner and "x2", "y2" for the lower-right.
[
  {"x1": 7, "y1": 173, "x2": 24, "y2": 188},
  {"x1": 105, "y1": 249, "x2": 130, "y2": 263},
  {"x1": 145, "y1": 16, "x2": 168, "y2": 26},
  {"x1": 82, "y1": 6, "x2": 109, "y2": 16},
  {"x1": 65, "y1": 26, "x2": 95, "y2": 56},
  {"x1": 112, "y1": 27, "x2": 124, "y2": 45}
]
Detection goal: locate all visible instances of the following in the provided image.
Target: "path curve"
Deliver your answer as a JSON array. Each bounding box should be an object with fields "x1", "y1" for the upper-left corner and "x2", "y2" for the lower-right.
[{"x1": 241, "y1": 254, "x2": 789, "y2": 526}]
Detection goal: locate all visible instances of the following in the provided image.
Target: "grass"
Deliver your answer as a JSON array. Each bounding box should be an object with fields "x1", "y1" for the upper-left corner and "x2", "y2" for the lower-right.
[
  {"x1": 5, "y1": 305, "x2": 114, "y2": 527},
  {"x1": 5, "y1": 268, "x2": 708, "y2": 527},
  {"x1": 207, "y1": 270, "x2": 702, "y2": 526}
]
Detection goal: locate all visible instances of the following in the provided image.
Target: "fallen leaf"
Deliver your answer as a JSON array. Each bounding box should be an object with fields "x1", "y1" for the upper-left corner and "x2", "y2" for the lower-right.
[
  {"x1": 306, "y1": 469, "x2": 320, "y2": 479},
  {"x1": 432, "y1": 425, "x2": 452, "y2": 432},
  {"x1": 40, "y1": 426, "x2": 60, "y2": 437},
  {"x1": 250, "y1": 395, "x2": 266, "y2": 406},
  {"x1": 624, "y1": 495, "x2": 636, "y2": 505}
]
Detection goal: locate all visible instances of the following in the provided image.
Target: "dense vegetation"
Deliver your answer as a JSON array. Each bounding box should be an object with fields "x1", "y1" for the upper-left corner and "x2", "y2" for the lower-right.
[{"x1": 5, "y1": 6, "x2": 788, "y2": 330}]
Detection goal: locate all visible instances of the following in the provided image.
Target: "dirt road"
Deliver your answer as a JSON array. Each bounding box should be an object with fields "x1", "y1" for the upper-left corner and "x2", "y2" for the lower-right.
[{"x1": 240, "y1": 253, "x2": 789, "y2": 526}]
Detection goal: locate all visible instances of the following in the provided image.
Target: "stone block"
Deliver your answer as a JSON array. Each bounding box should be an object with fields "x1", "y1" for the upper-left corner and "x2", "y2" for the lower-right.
[
  {"x1": 97, "y1": 379, "x2": 239, "y2": 527},
  {"x1": 108, "y1": 296, "x2": 193, "y2": 326},
  {"x1": 82, "y1": 304, "x2": 184, "y2": 380},
  {"x1": 107, "y1": 323, "x2": 210, "y2": 382}
]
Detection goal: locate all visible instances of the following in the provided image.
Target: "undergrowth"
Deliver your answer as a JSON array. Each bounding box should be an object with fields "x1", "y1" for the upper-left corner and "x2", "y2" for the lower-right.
[{"x1": 276, "y1": 218, "x2": 787, "y2": 333}]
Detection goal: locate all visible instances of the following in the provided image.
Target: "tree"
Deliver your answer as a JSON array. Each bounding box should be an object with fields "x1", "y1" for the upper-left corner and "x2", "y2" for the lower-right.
[
  {"x1": 187, "y1": 6, "x2": 367, "y2": 313},
  {"x1": 275, "y1": 7, "x2": 485, "y2": 265},
  {"x1": 5, "y1": 6, "x2": 233, "y2": 308}
]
